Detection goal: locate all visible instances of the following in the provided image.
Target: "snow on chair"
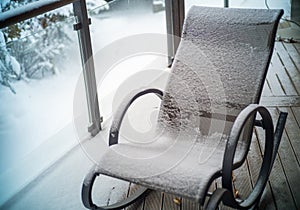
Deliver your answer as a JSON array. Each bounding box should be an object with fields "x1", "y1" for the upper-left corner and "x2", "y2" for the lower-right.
[{"x1": 81, "y1": 6, "x2": 286, "y2": 209}]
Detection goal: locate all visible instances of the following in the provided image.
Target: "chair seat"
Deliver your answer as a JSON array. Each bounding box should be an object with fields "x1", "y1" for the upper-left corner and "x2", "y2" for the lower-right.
[
  {"x1": 94, "y1": 5, "x2": 282, "y2": 205},
  {"x1": 96, "y1": 130, "x2": 246, "y2": 203}
]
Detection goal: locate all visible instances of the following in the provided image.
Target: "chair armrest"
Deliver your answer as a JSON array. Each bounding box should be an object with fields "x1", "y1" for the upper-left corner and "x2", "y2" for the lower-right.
[
  {"x1": 222, "y1": 104, "x2": 274, "y2": 197},
  {"x1": 109, "y1": 88, "x2": 163, "y2": 146}
]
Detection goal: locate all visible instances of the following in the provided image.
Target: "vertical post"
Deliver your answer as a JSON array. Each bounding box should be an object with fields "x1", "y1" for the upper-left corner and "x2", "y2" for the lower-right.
[
  {"x1": 165, "y1": 0, "x2": 185, "y2": 67},
  {"x1": 291, "y1": 0, "x2": 300, "y2": 22},
  {"x1": 178, "y1": 0, "x2": 185, "y2": 31},
  {"x1": 224, "y1": 0, "x2": 229, "y2": 8},
  {"x1": 172, "y1": 0, "x2": 185, "y2": 55},
  {"x1": 73, "y1": 0, "x2": 102, "y2": 136},
  {"x1": 165, "y1": 0, "x2": 174, "y2": 66}
]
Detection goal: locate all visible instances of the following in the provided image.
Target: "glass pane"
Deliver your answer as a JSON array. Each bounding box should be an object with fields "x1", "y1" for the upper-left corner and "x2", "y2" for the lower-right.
[
  {"x1": 0, "y1": 4, "x2": 83, "y2": 205},
  {"x1": 88, "y1": 0, "x2": 168, "y2": 119}
]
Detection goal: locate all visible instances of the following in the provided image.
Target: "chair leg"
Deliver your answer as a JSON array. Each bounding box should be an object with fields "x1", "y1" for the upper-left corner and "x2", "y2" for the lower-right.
[
  {"x1": 82, "y1": 165, "x2": 149, "y2": 210},
  {"x1": 206, "y1": 112, "x2": 288, "y2": 210},
  {"x1": 205, "y1": 189, "x2": 238, "y2": 210}
]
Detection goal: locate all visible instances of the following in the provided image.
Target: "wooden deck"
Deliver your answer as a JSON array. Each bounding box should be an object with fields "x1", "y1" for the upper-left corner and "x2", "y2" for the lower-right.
[
  {"x1": 3, "y1": 42, "x2": 298, "y2": 210},
  {"x1": 121, "y1": 42, "x2": 300, "y2": 210}
]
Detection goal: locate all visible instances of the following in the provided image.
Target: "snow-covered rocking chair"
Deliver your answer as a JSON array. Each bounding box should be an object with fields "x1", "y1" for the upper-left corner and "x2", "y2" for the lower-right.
[{"x1": 81, "y1": 6, "x2": 286, "y2": 210}]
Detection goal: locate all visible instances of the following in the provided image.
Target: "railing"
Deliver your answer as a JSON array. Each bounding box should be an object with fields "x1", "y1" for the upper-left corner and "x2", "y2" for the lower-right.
[
  {"x1": 0, "y1": 0, "x2": 180, "y2": 137},
  {"x1": 0, "y1": 0, "x2": 230, "y2": 136},
  {"x1": 0, "y1": 0, "x2": 102, "y2": 136}
]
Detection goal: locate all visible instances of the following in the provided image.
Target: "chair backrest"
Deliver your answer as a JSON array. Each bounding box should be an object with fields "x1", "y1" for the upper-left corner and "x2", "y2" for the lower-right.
[{"x1": 158, "y1": 6, "x2": 283, "y2": 138}]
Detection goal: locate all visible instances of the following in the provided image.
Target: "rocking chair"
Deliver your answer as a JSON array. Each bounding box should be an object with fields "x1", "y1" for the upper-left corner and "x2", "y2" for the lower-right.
[{"x1": 82, "y1": 6, "x2": 286, "y2": 209}]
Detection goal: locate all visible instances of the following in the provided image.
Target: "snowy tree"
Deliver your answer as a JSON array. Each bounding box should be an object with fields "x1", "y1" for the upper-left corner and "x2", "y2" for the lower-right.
[
  {"x1": 7, "y1": 21, "x2": 72, "y2": 79},
  {"x1": 0, "y1": 0, "x2": 109, "y2": 92},
  {"x1": 0, "y1": 31, "x2": 20, "y2": 93},
  {"x1": 87, "y1": 0, "x2": 110, "y2": 14},
  {"x1": 1, "y1": 0, "x2": 71, "y2": 92}
]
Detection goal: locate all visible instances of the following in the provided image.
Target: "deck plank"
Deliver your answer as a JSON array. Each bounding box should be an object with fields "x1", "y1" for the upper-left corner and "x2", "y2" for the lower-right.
[
  {"x1": 271, "y1": 108, "x2": 300, "y2": 209},
  {"x1": 262, "y1": 79, "x2": 273, "y2": 96},
  {"x1": 260, "y1": 96, "x2": 300, "y2": 107},
  {"x1": 256, "y1": 108, "x2": 297, "y2": 209},
  {"x1": 277, "y1": 107, "x2": 300, "y2": 164},
  {"x1": 249, "y1": 131, "x2": 276, "y2": 210},
  {"x1": 125, "y1": 184, "x2": 144, "y2": 210},
  {"x1": 291, "y1": 106, "x2": 300, "y2": 126},
  {"x1": 162, "y1": 193, "x2": 181, "y2": 210},
  {"x1": 265, "y1": 63, "x2": 286, "y2": 96},
  {"x1": 270, "y1": 52, "x2": 299, "y2": 95},
  {"x1": 292, "y1": 43, "x2": 300, "y2": 58},
  {"x1": 283, "y1": 43, "x2": 300, "y2": 71},
  {"x1": 275, "y1": 43, "x2": 300, "y2": 94},
  {"x1": 268, "y1": 155, "x2": 295, "y2": 210},
  {"x1": 291, "y1": 106, "x2": 300, "y2": 128},
  {"x1": 232, "y1": 160, "x2": 252, "y2": 201},
  {"x1": 143, "y1": 191, "x2": 163, "y2": 210},
  {"x1": 181, "y1": 197, "x2": 200, "y2": 210}
]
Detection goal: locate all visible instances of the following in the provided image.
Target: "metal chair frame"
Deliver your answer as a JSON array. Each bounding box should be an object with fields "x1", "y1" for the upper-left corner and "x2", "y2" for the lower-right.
[{"x1": 81, "y1": 6, "x2": 286, "y2": 210}]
